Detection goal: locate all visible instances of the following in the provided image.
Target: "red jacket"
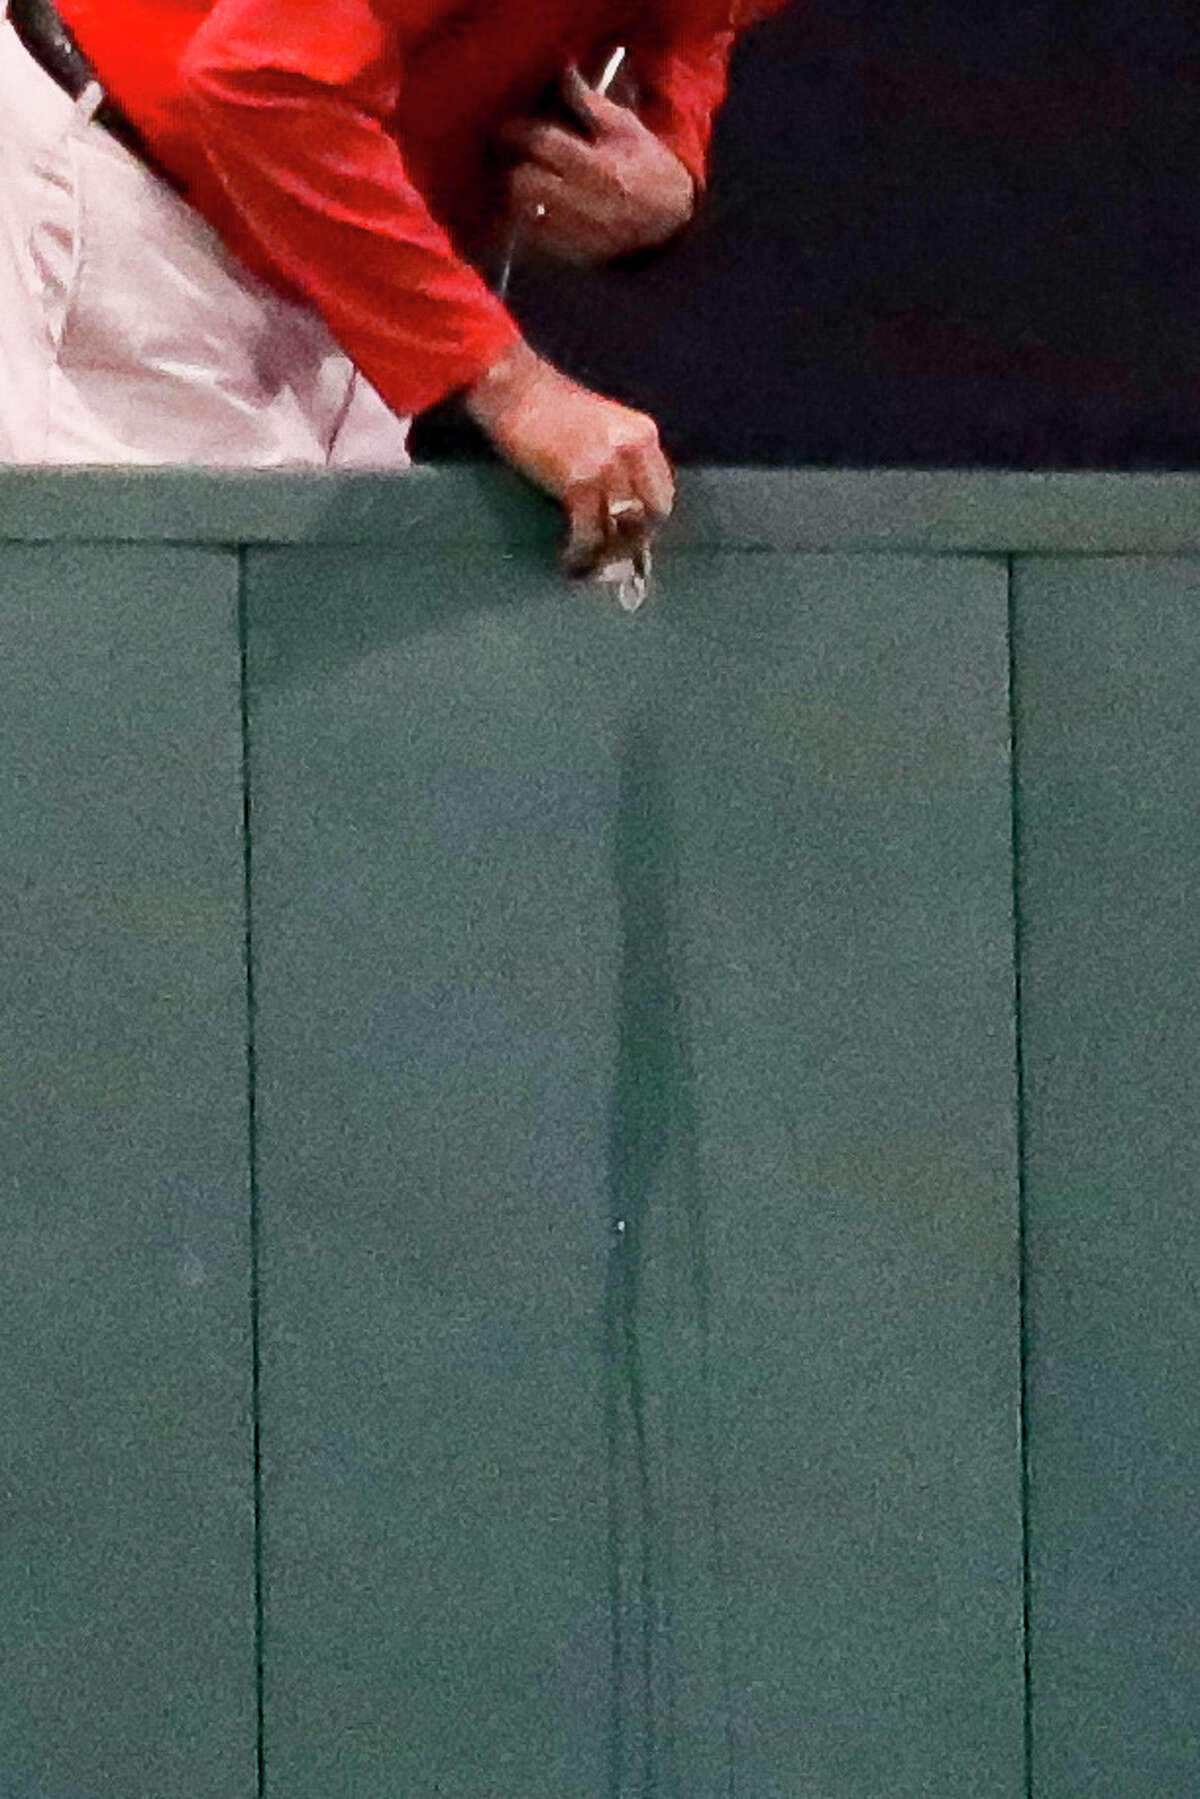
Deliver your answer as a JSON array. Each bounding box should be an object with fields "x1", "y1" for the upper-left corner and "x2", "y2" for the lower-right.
[{"x1": 57, "y1": 0, "x2": 748, "y2": 417}]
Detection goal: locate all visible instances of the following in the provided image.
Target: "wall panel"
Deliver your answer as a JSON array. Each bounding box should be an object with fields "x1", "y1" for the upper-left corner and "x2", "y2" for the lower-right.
[
  {"x1": 0, "y1": 546, "x2": 256, "y2": 1797},
  {"x1": 6, "y1": 471, "x2": 1199, "y2": 1798},
  {"x1": 244, "y1": 543, "x2": 1022, "y2": 1798},
  {"x1": 1014, "y1": 556, "x2": 1200, "y2": 1798}
]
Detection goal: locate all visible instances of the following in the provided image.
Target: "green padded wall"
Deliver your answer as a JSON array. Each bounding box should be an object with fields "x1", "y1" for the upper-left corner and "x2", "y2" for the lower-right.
[
  {"x1": 243, "y1": 543, "x2": 1022, "y2": 1797},
  {"x1": 0, "y1": 546, "x2": 256, "y2": 1795},
  {"x1": 8, "y1": 468, "x2": 1200, "y2": 1799},
  {"x1": 1015, "y1": 557, "x2": 1200, "y2": 1798}
]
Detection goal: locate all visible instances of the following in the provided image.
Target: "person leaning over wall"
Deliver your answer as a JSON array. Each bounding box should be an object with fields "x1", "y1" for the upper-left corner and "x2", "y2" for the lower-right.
[{"x1": 0, "y1": 0, "x2": 788, "y2": 571}]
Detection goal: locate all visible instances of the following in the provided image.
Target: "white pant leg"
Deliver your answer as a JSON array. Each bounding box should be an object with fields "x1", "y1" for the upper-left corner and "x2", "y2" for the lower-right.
[
  {"x1": 329, "y1": 370, "x2": 418, "y2": 468},
  {"x1": 0, "y1": 18, "x2": 412, "y2": 467}
]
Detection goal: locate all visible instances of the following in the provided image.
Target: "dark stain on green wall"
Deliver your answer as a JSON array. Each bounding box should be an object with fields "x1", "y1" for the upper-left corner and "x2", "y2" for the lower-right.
[{"x1": 605, "y1": 715, "x2": 735, "y2": 1799}]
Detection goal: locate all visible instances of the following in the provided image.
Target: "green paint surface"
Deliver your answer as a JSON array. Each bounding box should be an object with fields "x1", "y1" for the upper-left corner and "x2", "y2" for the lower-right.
[
  {"x1": 1015, "y1": 557, "x2": 1200, "y2": 1797},
  {"x1": 245, "y1": 544, "x2": 1022, "y2": 1796},
  {"x1": 0, "y1": 546, "x2": 256, "y2": 1796},
  {"x1": 23, "y1": 472, "x2": 1200, "y2": 1797}
]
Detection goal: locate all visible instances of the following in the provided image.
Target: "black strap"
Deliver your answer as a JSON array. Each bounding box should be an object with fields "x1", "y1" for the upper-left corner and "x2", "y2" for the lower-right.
[{"x1": 8, "y1": 0, "x2": 97, "y2": 97}]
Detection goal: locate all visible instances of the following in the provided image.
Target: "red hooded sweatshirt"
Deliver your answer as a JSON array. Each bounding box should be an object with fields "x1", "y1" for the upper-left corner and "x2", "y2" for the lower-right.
[{"x1": 54, "y1": 0, "x2": 773, "y2": 417}]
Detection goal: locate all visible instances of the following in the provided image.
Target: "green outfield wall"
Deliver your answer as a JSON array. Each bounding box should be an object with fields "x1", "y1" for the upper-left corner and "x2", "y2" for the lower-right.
[{"x1": 2, "y1": 467, "x2": 1198, "y2": 1798}]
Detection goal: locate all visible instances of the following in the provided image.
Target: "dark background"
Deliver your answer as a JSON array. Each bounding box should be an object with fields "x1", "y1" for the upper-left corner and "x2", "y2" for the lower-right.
[{"x1": 413, "y1": 1, "x2": 1200, "y2": 469}]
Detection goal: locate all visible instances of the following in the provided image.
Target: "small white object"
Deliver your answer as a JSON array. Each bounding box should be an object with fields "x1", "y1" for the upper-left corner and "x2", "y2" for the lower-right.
[
  {"x1": 496, "y1": 233, "x2": 519, "y2": 296},
  {"x1": 593, "y1": 552, "x2": 650, "y2": 613},
  {"x1": 597, "y1": 46, "x2": 628, "y2": 96},
  {"x1": 596, "y1": 496, "x2": 651, "y2": 609}
]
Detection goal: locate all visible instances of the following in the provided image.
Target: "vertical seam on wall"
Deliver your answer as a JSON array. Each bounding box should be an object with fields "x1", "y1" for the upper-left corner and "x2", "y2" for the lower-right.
[
  {"x1": 1007, "y1": 552, "x2": 1034, "y2": 1799},
  {"x1": 237, "y1": 547, "x2": 267, "y2": 1799}
]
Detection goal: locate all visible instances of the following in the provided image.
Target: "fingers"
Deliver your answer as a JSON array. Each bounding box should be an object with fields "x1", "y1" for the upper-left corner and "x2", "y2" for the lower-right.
[
  {"x1": 561, "y1": 62, "x2": 630, "y2": 132},
  {"x1": 562, "y1": 498, "x2": 654, "y2": 585},
  {"x1": 561, "y1": 444, "x2": 675, "y2": 579},
  {"x1": 559, "y1": 63, "x2": 603, "y2": 139},
  {"x1": 559, "y1": 66, "x2": 597, "y2": 138},
  {"x1": 506, "y1": 165, "x2": 606, "y2": 264},
  {"x1": 497, "y1": 64, "x2": 634, "y2": 166},
  {"x1": 562, "y1": 482, "x2": 609, "y2": 576},
  {"x1": 508, "y1": 161, "x2": 565, "y2": 217},
  {"x1": 620, "y1": 437, "x2": 675, "y2": 523},
  {"x1": 501, "y1": 135, "x2": 610, "y2": 262},
  {"x1": 497, "y1": 117, "x2": 599, "y2": 179}
]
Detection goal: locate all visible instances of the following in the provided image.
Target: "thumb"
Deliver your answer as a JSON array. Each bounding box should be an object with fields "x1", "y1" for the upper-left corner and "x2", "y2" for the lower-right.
[{"x1": 560, "y1": 62, "x2": 611, "y2": 136}]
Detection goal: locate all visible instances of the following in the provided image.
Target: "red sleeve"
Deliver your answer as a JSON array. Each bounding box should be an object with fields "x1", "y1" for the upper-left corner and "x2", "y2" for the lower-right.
[
  {"x1": 178, "y1": 0, "x2": 523, "y2": 418},
  {"x1": 634, "y1": 29, "x2": 736, "y2": 198}
]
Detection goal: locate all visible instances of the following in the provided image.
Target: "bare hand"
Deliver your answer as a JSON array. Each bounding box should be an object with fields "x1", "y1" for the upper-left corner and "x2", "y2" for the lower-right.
[
  {"x1": 496, "y1": 65, "x2": 695, "y2": 266},
  {"x1": 464, "y1": 341, "x2": 675, "y2": 574}
]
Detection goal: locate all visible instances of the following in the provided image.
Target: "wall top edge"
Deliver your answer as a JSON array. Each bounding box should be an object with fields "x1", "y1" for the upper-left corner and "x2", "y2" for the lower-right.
[{"x1": 5, "y1": 464, "x2": 1200, "y2": 554}]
